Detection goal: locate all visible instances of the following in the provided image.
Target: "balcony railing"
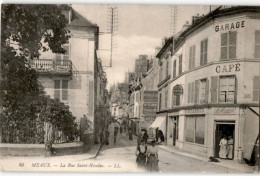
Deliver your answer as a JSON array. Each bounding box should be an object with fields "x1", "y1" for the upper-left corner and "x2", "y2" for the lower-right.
[{"x1": 30, "y1": 59, "x2": 72, "y2": 75}]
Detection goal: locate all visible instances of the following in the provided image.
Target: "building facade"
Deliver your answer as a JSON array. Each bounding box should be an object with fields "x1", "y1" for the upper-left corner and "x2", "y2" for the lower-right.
[
  {"x1": 31, "y1": 8, "x2": 99, "y2": 144},
  {"x1": 154, "y1": 6, "x2": 260, "y2": 164}
]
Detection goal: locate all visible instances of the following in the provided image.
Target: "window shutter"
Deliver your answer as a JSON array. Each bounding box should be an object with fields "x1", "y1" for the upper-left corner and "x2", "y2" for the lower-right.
[
  {"x1": 188, "y1": 83, "x2": 191, "y2": 103},
  {"x1": 200, "y1": 41, "x2": 203, "y2": 66},
  {"x1": 179, "y1": 55, "x2": 182, "y2": 75},
  {"x1": 62, "y1": 80, "x2": 68, "y2": 100},
  {"x1": 204, "y1": 39, "x2": 208, "y2": 64},
  {"x1": 211, "y1": 76, "x2": 219, "y2": 103},
  {"x1": 193, "y1": 46, "x2": 196, "y2": 68},
  {"x1": 253, "y1": 76, "x2": 260, "y2": 101},
  {"x1": 176, "y1": 95, "x2": 180, "y2": 106},
  {"x1": 205, "y1": 78, "x2": 209, "y2": 104},
  {"x1": 172, "y1": 94, "x2": 176, "y2": 107},
  {"x1": 189, "y1": 47, "x2": 192, "y2": 69},
  {"x1": 255, "y1": 30, "x2": 260, "y2": 58},
  {"x1": 173, "y1": 60, "x2": 176, "y2": 78},
  {"x1": 221, "y1": 33, "x2": 228, "y2": 60},
  {"x1": 191, "y1": 82, "x2": 195, "y2": 103},
  {"x1": 194, "y1": 80, "x2": 200, "y2": 104},
  {"x1": 54, "y1": 80, "x2": 60, "y2": 100},
  {"x1": 229, "y1": 31, "x2": 237, "y2": 59}
]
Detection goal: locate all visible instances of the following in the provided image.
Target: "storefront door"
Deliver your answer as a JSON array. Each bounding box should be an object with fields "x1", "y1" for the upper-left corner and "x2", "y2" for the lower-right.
[{"x1": 214, "y1": 121, "x2": 235, "y2": 159}]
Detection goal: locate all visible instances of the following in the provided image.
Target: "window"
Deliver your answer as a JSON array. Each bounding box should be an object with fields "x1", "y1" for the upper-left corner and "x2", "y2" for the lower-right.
[
  {"x1": 159, "y1": 93, "x2": 162, "y2": 111},
  {"x1": 166, "y1": 60, "x2": 169, "y2": 77},
  {"x1": 54, "y1": 80, "x2": 68, "y2": 101},
  {"x1": 220, "y1": 31, "x2": 237, "y2": 60},
  {"x1": 185, "y1": 116, "x2": 205, "y2": 145},
  {"x1": 189, "y1": 45, "x2": 196, "y2": 69},
  {"x1": 173, "y1": 60, "x2": 177, "y2": 78},
  {"x1": 200, "y1": 38, "x2": 208, "y2": 65},
  {"x1": 188, "y1": 82, "x2": 195, "y2": 103},
  {"x1": 179, "y1": 55, "x2": 182, "y2": 75},
  {"x1": 159, "y1": 67, "x2": 163, "y2": 82},
  {"x1": 199, "y1": 79, "x2": 207, "y2": 104},
  {"x1": 165, "y1": 89, "x2": 168, "y2": 109},
  {"x1": 56, "y1": 45, "x2": 70, "y2": 61},
  {"x1": 255, "y1": 30, "x2": 260, "y2": 58},
  {"x1": 219, "y1": 76, "x2": 235, "y2": 103},
  {"x1": 172, "y1": 94, "x2": 180, "y2": 107},
  {"x1": 253, "y1": 76, "x2": 260, "y2": 101}
]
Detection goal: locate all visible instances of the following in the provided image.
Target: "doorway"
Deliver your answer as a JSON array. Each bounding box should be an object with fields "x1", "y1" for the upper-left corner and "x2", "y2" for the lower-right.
[
  {"x1": 173, "y1": 116, "x2": 179, "y2": 146},
  {"x1": 214, "y1": 122, "x2": 235, "y2": 159}
]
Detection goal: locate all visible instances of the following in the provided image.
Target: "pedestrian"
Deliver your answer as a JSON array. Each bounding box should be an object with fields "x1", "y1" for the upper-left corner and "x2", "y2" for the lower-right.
[
  {"x1": 219, "y1": 135, "x2": 228, "y2": 159},
  {"x1": 137, "y1": 131, "x2": 143, "y2": 146},
  {"x1": 142, "y1": 129, "x2": 149, "y2": 144},
  {"x1": 114, "y1": 125, "x2": 119, "y2": 145},
  {"x1": 226, "y1": 136, "x2": 234, "y2": 159},
  {"x1": 158, "y1": 130, "x2": 165, "y2": 143},
  {"x1": 105, "y1": 130, "x2": 110, "y2": 145},
  {"x1": 135, "y1": 140, "x2": 147, "y2": 168},
  {"x1": 146, "y1": 139, "x2": 159, "y2": 172},
  {"x1": 128, "y1": 127, "x2": 133, "y2": 140}
]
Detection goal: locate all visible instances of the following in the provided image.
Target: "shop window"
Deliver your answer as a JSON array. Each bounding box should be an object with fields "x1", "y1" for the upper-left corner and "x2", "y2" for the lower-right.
[
  {"x1": 179, "y1": 54, "x2": 182, "y2": 75},
  {"x1": 54, "y1": 80, "x2": 68, "y2": 101},
  {"x1": 220, "y1": 31, "x2": 237, "y2": 60},
  {"x1": 253, "y1": 76, "x2": 260, "y2": 101},
  {"x1": 185, "y1": 116, "x2": 205, "y2": 144},
  {"x1": 255, "y1": 30, "x2": 260, "y2": 58},
  {"x1": 200, "y1": 38, "x2": 208, "y2": 66},
  {"x1": 219, "y1": 76, "x2": 235, "y2": 103},
  {"x1": 189, "y1": 45, "x2": 196, "y2": 70},
  {"x1": 173, "y1": 60, "x2": 177, "y2": 78}
]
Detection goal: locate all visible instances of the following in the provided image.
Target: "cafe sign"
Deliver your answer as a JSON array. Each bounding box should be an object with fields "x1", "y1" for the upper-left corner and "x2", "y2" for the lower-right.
[{"x1": 173, "y1": 85, "x2": 183, "y2": 96}]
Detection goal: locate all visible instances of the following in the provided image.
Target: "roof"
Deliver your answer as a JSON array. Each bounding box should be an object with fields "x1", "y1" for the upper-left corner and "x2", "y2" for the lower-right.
[
  {"x1": 174, "y1": 6, "x2": 260, "y2": 52},
  {"x1": 68, "y1": 8, "x2": 98, "y2": 27}
]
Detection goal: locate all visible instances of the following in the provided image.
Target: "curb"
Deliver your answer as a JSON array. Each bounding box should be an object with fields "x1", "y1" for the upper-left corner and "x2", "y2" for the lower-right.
[{"x1": 159, "y1": 146, "x2": 255, "y2": 173}]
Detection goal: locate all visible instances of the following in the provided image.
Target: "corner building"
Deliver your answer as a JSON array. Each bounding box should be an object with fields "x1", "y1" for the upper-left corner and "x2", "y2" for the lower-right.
[{"x1": 155, "y1": 6, "x2": 260, "y2": 164}]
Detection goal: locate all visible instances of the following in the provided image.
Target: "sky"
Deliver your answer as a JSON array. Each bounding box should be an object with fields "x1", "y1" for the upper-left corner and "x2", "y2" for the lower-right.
[{"x1": 72, "y1": 4, "x2": 213, "y2": 89}]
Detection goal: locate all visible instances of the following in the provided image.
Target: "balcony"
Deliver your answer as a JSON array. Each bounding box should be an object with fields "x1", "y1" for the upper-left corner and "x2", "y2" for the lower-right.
[{"x1": 30, "y1": 59, "x2": 72, "y2": 76}]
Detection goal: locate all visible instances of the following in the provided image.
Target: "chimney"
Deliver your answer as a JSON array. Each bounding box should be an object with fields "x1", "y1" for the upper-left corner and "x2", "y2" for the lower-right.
[{"x1": 182, "y1": 21, "x2": 190, "y2": 31}]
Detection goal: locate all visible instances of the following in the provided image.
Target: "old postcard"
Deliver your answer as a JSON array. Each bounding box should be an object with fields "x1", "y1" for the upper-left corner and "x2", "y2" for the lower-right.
[{"x1": 0, "y1": 3, "x2": 259, "y2": 173}]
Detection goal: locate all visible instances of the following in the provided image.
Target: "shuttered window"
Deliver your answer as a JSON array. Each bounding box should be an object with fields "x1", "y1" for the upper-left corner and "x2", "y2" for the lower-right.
[
  {"x1": 166, "y1": 60, "x2": 169, "y2": 77},
  {"x1": 173, "y1": 60, "x2": 177, "y2": 78},
  {"x1": 188, "y1": 83, "x2": 191, "y2": 103},
  {"x1": 194, "y1": 80, "x2": 200, "y2": 104},
  {"x1": 189, "y1": 45, "x2": 196, "y2": 69},
  {"x1": 211, "y1": 76, "x2": 219, "y2": 103},
  {"x1": 54, "y1": 80, "x2": 60, "y2": 100},
  {"x1": 219, "y1": 76, "x2": 236, "y2": 103},
  {"x1": 255, "y1": 31, "x2": 260, "y2": 58},
  {"x1": 165, "y1": 89, "x2": 168, "y2": 109},
  {"x1": 172, "y1": 94, "x2": 180, "y2": 107},
  {"x1": 200, "y1": 38, "x2": 208, "y2": 66},
  {"x1": 54, "y1": 80, "x2": 68, "y2": 101},
  {"x1": 179, "y1": 54, "x2": 182, "y2": 75},
  {"x1": 199, "y1": 79, "x2": 208, "y2": 104},
  {"x1": 220, "y1": 31, "x2": 237, "y2": 60},
  {"x1": 188, "y1": 82, "x2": 195, "y2": 103},
  {"x1": 253, "y1": 76, "x2": 260, "y2": 101}
]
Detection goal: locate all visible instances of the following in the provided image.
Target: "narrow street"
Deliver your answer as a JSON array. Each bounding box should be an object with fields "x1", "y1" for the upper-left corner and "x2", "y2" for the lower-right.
[{"x1": 95, "y1": 131, "x2": 240, "y2": 173}]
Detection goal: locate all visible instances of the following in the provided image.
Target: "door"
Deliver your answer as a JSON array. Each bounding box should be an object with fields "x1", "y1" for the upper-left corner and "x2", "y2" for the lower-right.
[
  {"x1": 214, "y1": 122, "x2": 235, "y2": 159},
  {"x1": 173, "y1": 116, "x2": 179, "y2": 146}
]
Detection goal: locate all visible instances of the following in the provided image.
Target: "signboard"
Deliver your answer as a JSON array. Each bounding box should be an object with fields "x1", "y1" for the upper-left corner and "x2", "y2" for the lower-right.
[
  {"x1": 215, "y1": 20, "x2": 245, "y2": 32},
  {"x1": 143, "y1": 91, "x2": 158, "y2": 102},
  {"x1": 216, "y1": 63, "x2": 240, "y2": 73},
  {"x1": 173, "y1": 85, "x2": 183, "y2": 96}
]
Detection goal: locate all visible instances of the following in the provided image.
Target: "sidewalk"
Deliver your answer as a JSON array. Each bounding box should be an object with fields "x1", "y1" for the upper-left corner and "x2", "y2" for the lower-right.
[{"x1": 159, "y1": 145, "x2": 256, "y2": 173}]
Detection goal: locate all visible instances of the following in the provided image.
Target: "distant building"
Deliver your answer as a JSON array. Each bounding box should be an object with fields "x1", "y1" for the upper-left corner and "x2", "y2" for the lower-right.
[{"x1": 135, "y1": 55, "x2": 149, "y2": 79}]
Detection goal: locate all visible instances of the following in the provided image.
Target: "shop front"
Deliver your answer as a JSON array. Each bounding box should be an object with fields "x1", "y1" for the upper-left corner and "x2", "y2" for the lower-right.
[{"x1": 149, "y1": 115, "x2": 167, "y2": 142}]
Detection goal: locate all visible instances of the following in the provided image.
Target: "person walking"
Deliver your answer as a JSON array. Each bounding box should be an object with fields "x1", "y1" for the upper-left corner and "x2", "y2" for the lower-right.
[
  {"x1": 142, "y1": 129, "x2": 149, "y2": 144},
  {"x1": 146, "y1": 140, "x2": 159, "y2": 172},
  {"x1": 135, "y1": 140, "x2": 147, "y2": 168}
]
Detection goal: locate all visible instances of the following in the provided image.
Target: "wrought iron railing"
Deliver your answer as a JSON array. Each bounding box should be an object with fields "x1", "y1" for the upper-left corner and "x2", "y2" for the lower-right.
[{"x1": 30, "y1": 59, "x2": 72, "y2": 74}]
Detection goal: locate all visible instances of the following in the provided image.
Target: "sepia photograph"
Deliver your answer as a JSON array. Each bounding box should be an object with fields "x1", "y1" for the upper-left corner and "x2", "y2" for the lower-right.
[{"x1": 0, "y1": 1, "x2": 259, "y2": 174}]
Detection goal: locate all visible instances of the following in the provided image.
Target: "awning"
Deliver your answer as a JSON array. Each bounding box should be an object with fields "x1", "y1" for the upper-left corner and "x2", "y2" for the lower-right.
[
  {"x1": 149, "y1": 116, "x2": 166, "y2": 134},
  {"x1": 243, "y1": 107, "x2": 259, "y2": 160}
]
